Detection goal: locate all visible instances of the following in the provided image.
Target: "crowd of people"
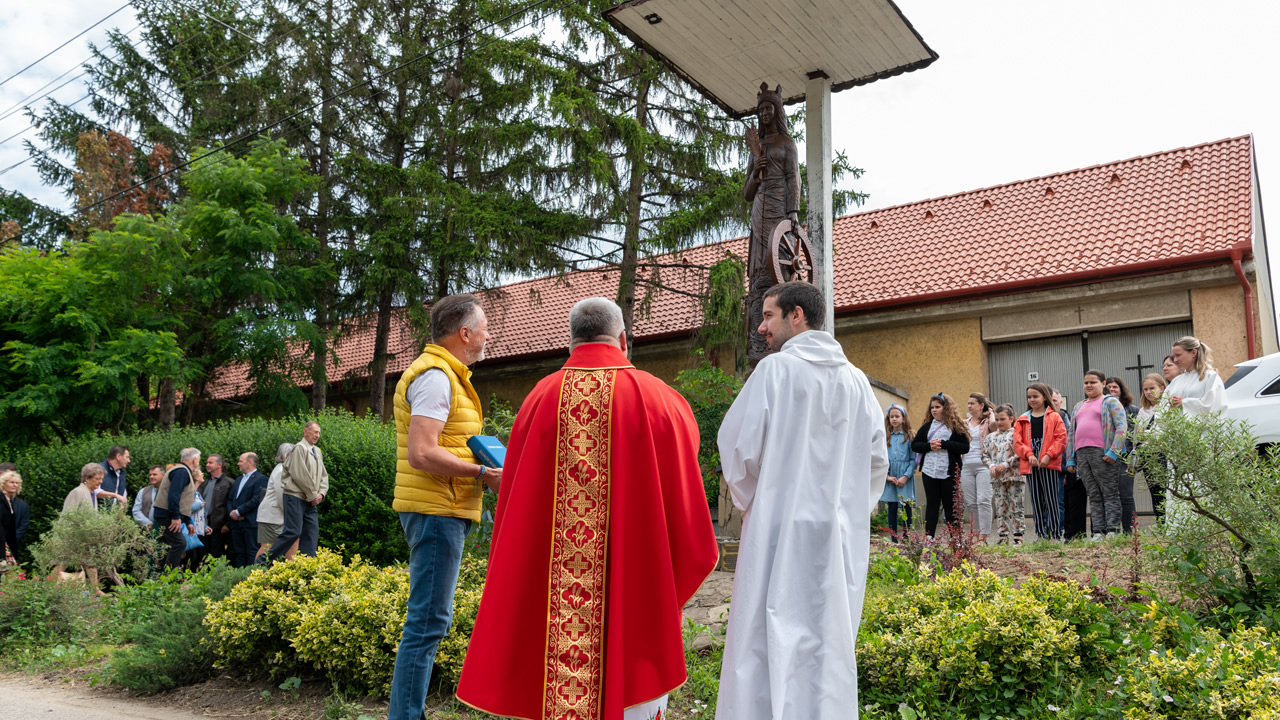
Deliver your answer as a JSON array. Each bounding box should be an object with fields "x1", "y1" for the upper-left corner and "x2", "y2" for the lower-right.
[
  {"x1": 882, "y1": 335, "x2": 1227, "y2": 544},
  {"x1": 0, "y1": 423, "x2": 331, "y2": 589}
]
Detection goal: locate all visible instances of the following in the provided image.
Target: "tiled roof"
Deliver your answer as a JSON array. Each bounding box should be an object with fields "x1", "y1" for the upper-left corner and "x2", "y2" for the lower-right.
[
  {"x1": 210, "y1": 135, "x2": 1255, "y2": 399},
  {"x1": 834, "y1": 134, "x2": 1255, "y2": 312}
]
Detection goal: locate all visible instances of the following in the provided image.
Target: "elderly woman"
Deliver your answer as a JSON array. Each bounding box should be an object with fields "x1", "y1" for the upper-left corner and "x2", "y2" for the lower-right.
[
  {"x1": 256, "y1": 442, "x2": 299, "y2": 563},
  {"x1": 1, "y1": 470, "x2": 29, "y2": 568},
  {"x1": 54, "y1": 463, "x2": 109, "y2": 596}
]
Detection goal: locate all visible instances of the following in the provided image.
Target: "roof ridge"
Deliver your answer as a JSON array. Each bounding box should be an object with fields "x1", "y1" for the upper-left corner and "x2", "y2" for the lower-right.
[{"x1": 838, "y1": 134, "x2": 1252, "y2": 220}]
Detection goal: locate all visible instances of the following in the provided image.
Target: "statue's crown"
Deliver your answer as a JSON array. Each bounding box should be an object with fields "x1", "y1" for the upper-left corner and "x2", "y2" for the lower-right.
[{"x1": 757, "y1": 82, "x2": 782, "y2": 104}]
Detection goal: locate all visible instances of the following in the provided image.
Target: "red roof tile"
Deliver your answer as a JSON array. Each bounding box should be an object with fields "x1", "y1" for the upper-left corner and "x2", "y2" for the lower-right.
[{"x1": 209, "y1": 135, "x2": 1255, "y2": 399}]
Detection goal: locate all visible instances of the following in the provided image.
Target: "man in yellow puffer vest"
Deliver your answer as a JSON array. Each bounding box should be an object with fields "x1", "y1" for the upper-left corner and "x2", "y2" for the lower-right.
[{"x1": 388, "y1": 292, "x2": 501, "y2": 720}]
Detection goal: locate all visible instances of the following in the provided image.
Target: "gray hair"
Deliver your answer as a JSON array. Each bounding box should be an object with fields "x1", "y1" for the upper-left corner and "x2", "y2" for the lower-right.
[
  {"x1": 569, "y1": 297, "x2": 624, "y2": 341},
  {"x1": 431, "y1": 293, "x2": 483, "y2": 340},
  {"x1": 179, "y1": 447, "x2": 201, "y2": 462},
  {"x1": 81, "y1": 462, "x2": 105, "y2": 482},
  {"x1": 275, "y1": 442, "x2": 295, "y2": 463}
]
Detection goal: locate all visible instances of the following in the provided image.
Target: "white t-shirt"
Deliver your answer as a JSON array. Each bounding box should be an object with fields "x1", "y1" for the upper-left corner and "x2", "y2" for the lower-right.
[
  {"x1": 922, "y1": 421, "x2": 953, "y2": 478},
  {"x1": 406, "y1": 369, "x2": 452, "y2": 421}
]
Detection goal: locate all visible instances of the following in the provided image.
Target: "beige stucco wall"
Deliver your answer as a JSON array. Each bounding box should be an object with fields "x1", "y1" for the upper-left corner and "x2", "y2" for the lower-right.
[
  {"x1": 835, "y1": 317, "x2": 987, "y2": 423},
  {"x1": 1191, "y1": 284, "x2": 1252, "y2": 380}
]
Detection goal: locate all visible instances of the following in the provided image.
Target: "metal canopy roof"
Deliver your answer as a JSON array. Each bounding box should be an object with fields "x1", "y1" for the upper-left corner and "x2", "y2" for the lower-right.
[{"x1": 604, "y1": 0, "x2": 938, "y2": 118}]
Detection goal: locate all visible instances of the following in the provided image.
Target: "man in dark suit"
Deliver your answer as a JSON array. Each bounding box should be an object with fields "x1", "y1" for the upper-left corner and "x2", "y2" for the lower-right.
[
  {"x1": 200, "y1": 454, "x2": 235, "y2": 561},
  {"x1": 228, "y1": 452, "x2": 268, "y2": 567}
]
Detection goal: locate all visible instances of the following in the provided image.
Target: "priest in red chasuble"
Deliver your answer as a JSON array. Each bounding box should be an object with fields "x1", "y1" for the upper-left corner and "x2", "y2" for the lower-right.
[{"x1": 456, "y1": 297, "x2": 719, "y2": 720}]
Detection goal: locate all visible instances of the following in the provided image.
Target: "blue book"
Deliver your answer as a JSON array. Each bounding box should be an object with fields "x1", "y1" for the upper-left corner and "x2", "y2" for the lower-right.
[{"x1": 468, "y1": 435, "x2": 507, "y2": 469}]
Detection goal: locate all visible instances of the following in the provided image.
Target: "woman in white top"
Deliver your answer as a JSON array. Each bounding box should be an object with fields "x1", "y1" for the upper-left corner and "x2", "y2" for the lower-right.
[
  {"x1": 255, "y1": 442, "x2": 298, "y2": 562},
  {"x1": 1165, "y1": 336, "x2": 1227, "y2": 416}
]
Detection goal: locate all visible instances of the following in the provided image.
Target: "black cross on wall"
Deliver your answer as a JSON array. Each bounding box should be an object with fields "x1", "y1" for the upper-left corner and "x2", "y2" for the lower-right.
[{"x1": 1126, "y1": 353, "x2": 1155, "y2": 387}]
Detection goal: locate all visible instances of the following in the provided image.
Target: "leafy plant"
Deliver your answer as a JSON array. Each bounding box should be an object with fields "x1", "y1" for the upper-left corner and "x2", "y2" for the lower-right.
[
  {"x1": 30, "y1": 505, "x2": 157, "y2": 580},
  {"x1": 673, "y1": 356, "x2": 743, "y2": 506},
  {"x1": 107, "y1": 559, "x2": 251, "y2": 693},
  {"x1": 1115, "y1": 625, "x2": 1280, "y2": 718},
  {"x1": 0, "y1": 574, "x2": 101, "y2": 653},
  {"x1": 204, "y1": 549, "x2": 488, "y2": 696},
  {"x1": 858, "y1": 565, "x2": 1120, "y2": 718}
]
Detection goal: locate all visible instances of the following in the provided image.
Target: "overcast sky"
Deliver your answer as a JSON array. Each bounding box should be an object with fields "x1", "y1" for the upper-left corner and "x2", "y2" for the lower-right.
[{"x1": 1, "y1": 0, "x2": 1276, "y2": 332}]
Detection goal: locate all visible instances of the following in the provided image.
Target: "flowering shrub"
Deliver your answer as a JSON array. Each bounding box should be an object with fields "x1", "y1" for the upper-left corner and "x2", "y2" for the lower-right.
[{"x1": 858, "y1": 566, "x2": 1113, "y2": 718}]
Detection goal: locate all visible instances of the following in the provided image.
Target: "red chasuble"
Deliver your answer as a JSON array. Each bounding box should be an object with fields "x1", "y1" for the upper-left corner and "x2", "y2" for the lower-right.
[{"x1": 456, "y1": 343, "x2": 719, "y2": 720}]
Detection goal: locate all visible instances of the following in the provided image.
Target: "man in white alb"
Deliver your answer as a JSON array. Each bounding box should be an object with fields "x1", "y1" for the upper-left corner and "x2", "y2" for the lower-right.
[{"x1": 716, "y1": 281, "x2": 888, "y2": 720}]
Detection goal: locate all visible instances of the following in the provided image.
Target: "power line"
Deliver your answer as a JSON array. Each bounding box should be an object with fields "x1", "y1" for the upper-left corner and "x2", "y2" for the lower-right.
[
  {"x1": 0, "y1": 2, "x2": 134, "y2": 90},
  {"x1": 0, "y1": 8, "x2": 338, "y2": 176},
  {"x1": 4, "y1": 0, "x2": 575, "y2": 244},
  {"x1": 0, "y1": 24, "x2": 141, "y2": 122}
]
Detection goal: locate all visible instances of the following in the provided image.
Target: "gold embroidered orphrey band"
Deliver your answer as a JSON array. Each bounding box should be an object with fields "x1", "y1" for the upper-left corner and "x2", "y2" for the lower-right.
[{"x1": 542, "y1": 369, "x2": 615, "y2": 720}]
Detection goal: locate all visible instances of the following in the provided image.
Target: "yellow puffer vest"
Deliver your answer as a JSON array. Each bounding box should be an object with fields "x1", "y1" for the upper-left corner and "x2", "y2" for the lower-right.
[{"x1": 392, "y1": 345, "x2": 484, "y2": 520}]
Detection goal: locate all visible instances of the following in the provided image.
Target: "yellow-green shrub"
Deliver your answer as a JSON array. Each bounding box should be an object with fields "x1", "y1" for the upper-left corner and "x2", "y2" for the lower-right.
[
  {"x1": 204, "y1": 549, "x2": 349, "y2": 674},
  {"x1": 203, "y1": 548, "x2": 489, "y2": 696},
  {"x1": 1118, "y1": 625, "x2": 1280, "y2": 719},
  {"x1": 293, "y1": 563, "x2": 408, "y2": 695},
  {"x1": 858, "y1": 566, "x2": 1111, "y2": 718}
]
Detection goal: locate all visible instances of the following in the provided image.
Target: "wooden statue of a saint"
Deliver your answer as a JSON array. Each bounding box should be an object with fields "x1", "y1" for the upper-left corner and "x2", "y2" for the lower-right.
[{"x1": 745, "y1": 82, "x2": 801, "y2": 364}]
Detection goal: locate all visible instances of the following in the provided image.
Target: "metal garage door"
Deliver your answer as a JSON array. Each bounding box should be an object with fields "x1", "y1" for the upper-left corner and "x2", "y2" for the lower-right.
[
  {"x1": 988, "y1": 334, "x2": 1084, "y2": 409},
  {"x1": 1086, "y1": 322, "x2": 1193, "y2": 392}
]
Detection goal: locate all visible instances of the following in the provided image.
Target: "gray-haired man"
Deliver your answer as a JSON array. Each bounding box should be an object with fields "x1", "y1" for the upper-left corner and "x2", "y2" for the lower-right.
[{"x1": 153, "y1": 448, "x2": 201, "y2": 570}]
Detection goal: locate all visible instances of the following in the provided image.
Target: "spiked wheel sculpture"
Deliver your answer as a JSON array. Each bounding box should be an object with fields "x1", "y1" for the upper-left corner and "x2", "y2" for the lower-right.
[{"x1": 769, "y1": 218, "x2": 814, "y2": 284}]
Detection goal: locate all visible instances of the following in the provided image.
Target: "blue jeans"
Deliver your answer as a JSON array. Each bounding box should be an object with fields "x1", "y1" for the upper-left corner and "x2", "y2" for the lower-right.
[{"x1": 388, "y1": 513, "x2": 471, "y2": 720}]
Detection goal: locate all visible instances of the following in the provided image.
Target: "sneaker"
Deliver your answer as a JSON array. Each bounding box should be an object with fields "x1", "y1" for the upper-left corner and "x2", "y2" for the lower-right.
[
  {"x1": 1091, "y1": 533, "x2": 1105, "y2": 542},
  {"x1": 1105, "y1": 531, "x2": 1118, "y2": 540}
]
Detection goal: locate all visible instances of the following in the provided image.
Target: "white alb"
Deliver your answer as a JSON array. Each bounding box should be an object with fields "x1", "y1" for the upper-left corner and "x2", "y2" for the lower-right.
[{"x1": 715, "y1": 330, "x2": 889, "y2": 720}]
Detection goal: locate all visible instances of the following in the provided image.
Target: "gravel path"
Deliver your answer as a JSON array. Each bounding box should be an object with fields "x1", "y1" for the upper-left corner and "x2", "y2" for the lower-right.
[{"x1": 0, "y1": 677, "x2": 214, "y2": 720}]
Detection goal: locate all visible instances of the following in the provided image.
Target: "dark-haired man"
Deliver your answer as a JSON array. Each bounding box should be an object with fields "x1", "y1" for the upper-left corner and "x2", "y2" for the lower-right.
[
  {"x1": 201, "y1": 454, "x2": 235, "y2": 560},
  {"x1": 98, "y1": 445, "x2": 130, "y2": 509},
  {"x1": 715, "y1": 281, "x2": 888, "y2": 720},
  {"x1": 387, "y1": 292, "x2": 499, "y2": 720}
]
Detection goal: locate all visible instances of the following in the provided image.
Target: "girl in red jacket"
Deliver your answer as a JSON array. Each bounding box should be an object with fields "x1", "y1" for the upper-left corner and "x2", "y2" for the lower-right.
[{"x1": 1014, "y1": 382, "x2": 1068, "y2": 541}]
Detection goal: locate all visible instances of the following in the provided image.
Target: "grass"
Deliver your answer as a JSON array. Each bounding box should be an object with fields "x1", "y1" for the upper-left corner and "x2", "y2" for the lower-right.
[{"x1": 0, "y1": 642, "x2": 114, "y2": 674}]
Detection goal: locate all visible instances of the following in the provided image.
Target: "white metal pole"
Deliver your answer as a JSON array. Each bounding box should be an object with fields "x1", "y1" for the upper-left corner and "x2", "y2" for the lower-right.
[{"x1": 805, "y1": 72, "x2": 835, "y2": 333}]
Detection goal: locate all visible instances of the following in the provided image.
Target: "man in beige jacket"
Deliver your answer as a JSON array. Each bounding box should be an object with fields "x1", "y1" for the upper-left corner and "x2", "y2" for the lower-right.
[{"x1": 264, "y1": 421, "x2": 329, "y2": 561}]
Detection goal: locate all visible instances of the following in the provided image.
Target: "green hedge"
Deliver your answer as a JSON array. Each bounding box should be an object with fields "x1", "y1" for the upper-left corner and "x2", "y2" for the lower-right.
[{"x1": 2, "y1": 409, "x2": 402, "y2": 565}]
